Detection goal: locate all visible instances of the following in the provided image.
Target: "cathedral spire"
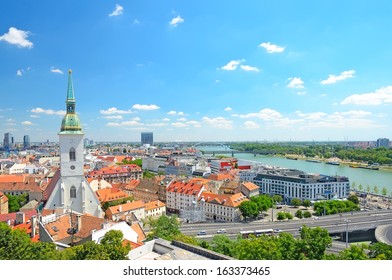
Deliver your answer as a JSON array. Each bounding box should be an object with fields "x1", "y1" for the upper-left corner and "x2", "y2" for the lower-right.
[
  {"x1": 59, "y1": 69, "x2": 83, "y2": 134},
  {"x1": 67, "y1": 69, "x2": 75, "y2": 102}
]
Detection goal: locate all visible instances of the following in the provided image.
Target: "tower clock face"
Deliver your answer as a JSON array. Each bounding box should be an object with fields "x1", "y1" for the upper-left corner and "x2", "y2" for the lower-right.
[{"x1": 70, "y1": 165, "x2": 75, "y2": 170}]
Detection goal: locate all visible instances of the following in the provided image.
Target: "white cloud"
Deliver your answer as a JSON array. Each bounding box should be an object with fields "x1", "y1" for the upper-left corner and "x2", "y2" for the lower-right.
[
  {"x1": 220, "y1": 60, "x2": 242, "y2": 71},
  {"x1": 297, "y1": 91, "x2": 306, "y2": 95},
  {"x1": 341, "y1": 86, "x2": 392, "y2": 105},
  {"x1": 162, "y1": 118, "x2": 170, "y2": 122},
  {"x1": 240, "y1": 65, "x2": 260, "y2": 72},
  {"x1": 244, "y1": 121, "x2": 260, "y2": 129},
  {"x1": 100, "y1": 107, "x2": 133, "y2": 114},
  {"x1": 50, "y1": 67, "x2": 63, "y2": 74},
  {"x1": 202, "y1": 116, "x2": 233, "y2": 129},
  {"x1": 171, "y1": 122, "x2": 188, "y2": 128},
  {"x1": 109, "y1": 4, "x2": 123, "y2": 17},
  {"x1": 31, "y1": 107, "x2": 65, "y2": 116},
  {"x1": 133, "y1": 19, "x2": 140, "y2": 24},
  {"x1": 224, "y1": 107, "x2": 232, "y2": 111},
  {"x1": 177, "y1": 117, "x2": 187, "y2": 121},
  {"x1": 167, "y1": 110, "x2": 186, "y2": 116},
  {"x1": 238, "y1": 108, "x2": 283, "y2": 120},
  {"x1": 186, "y1": 120, "x2": 201, "y2": 127},
  {"x1": 103, "y1": 115, "x2": 123, "y2": 120},
  {"x1": 22, "y1": 121, "x2": 33, "y2": 126},
  {"x1": 287, "y1": 77, "x2": 304, "y2": 89},
  {"x1": 106, "y1": 120, "x2": 142, "y2": 127},
  {"x1": 169, "y1": 16, "x2": 184, "y2": 27},
  {"x1": 295, "y1": 111, "x2": 327, "y2": 120},
  {"x1": 321, "y1": 70, "x2": 355, "y2": 85},
  {"x1": 16, "y1": 70, "x2": 23, "y2": 76},
  {"x1": 259, "y1": 42, "x2": 285, "y2": 53},
  {"x1": 146, "y1": 123, "x2": 168, "y2": 127},
  {"x1": 0, "y1": 27, "x2": 33, "y2": 48},
  {"x1": 132, "y1": 104, "x2": 160, "y2": 110},
  {"x1": 30, "y1": 115, "x2": 39, "y2": 118}
]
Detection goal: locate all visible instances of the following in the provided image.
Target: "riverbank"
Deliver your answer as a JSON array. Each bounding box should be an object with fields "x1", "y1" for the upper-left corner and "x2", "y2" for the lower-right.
[{"x1": 282, "y1": 154, "x2": 392, "y2": 172}]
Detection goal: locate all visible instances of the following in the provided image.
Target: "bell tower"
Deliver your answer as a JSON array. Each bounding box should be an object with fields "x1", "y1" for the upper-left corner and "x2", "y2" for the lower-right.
[{"x1": 45, "y1": 70, "x2": 103, "y2": 217}]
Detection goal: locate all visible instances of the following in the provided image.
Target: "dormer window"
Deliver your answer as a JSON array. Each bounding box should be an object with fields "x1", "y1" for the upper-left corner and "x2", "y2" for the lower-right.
[
  {"x1": 70, "y1": 147, "x2": 76, "y2": 161},
  {"x1": 70, "y1": 186, "x2": 76, "y2": 198}
]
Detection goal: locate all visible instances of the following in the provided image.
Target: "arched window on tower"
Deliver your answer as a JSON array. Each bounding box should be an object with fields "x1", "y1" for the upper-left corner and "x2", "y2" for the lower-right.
[
  {"x1": 70, "y1": 186, "x2": 76, "y2": 199},
  {"x1": 69, "y1": 147, "x2": 76, "y2": 161}
]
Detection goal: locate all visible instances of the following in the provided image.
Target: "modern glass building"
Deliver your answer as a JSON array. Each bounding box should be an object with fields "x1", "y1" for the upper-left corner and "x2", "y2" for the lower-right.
[
  {"x1": 141, "y1": 132, "x2": 153, "y2": 146},
  {"x1": 23, "y1": 135, "x2": 30, "y2": 149}
]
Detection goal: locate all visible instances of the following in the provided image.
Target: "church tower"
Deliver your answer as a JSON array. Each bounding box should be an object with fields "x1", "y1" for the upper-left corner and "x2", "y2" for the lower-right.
[{"x1": 45, "y1": 70, "x2": 103, "y2": 217}]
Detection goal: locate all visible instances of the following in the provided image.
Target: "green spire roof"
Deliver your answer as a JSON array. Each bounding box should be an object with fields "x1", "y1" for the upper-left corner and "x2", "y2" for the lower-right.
[{"x1": 59, "y1": 69, "x2": 83, "y2": 135}]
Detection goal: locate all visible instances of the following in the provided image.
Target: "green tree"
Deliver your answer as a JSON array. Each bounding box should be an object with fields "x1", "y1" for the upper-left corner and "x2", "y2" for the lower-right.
[
  {"x1": 277, "y1": 212, "x2": 286, "y2": 220},
  {"x1": 338, "y1": 244, "x2": 369, "y2": 260},
  {"x1": 239, "y1": 201, "x2": 259, "y2": 220},
  {"x1": 373, "y1": 185, "x2": 379, "y2": 194},
  {"x1": 100, "y1": 230, "x2": 130, "y2": 260},
  {"x1": 285, "y1": 212, "x2": 293, "y2": 220},
  {"x1": 302, "y1": 199, "x2": 311, "y2": 209},
  {"x1": 276, "y1": 233, "x2": 299, "y2": 260},
  {"x1": 235, "y1": 235, "x2": 282, "y2": 260},
  {"x1": 368, "y1": 242, "x2": 392, "y2": 259},
  {"x1": 347, "y1": 194, "x2": 359, "y2": 205},
  {"x1": 303, "y1": 211, "x2": 312, "y2": 218},
  {"x1": 358, "y1": 184, "x2": 363, "y2": 192},
  {"x1": 351, "y1": 182, "x2": 357, "y2": 190},
  {"x1": 5, "y1": 193, "x2": 28, "y2": 213},
  {"x1": 209, "y1": 235, "x2": 236, "y2": 257},
  {"x1": 298, "y1": 226, "x2": 332, "y2": 260},
  {"x1": 366, "y1": 185, "x2": 371, "y2": 193},
  {"x1": 295, "y1": 210, "x2": 303, "y2": 219},
  {"x1": 291, "y1": 198, "x2": 302, "y2": 207},
  {"x1": 148, "y1": 215, "x2": 180, "y2": 241},
  {"x1": 382, "y1": 187, "x2": 388, "y2": 196},
  {"x1": 272, "y1": 195, "x2": 283, "y2": 204}
]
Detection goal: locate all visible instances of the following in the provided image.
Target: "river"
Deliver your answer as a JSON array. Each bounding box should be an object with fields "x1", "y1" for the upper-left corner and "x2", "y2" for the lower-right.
[{"x1": 198, "y1": 146, "x2": 392, "y2": 195}]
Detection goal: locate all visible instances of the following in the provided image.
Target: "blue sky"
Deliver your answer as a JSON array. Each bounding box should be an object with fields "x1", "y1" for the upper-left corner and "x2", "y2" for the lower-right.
[{"x1": 1, "y1": 1, "x2": 392, "y2": 143}]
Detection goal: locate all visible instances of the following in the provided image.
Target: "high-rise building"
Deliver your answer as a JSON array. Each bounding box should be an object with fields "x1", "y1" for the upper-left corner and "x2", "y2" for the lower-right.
[
  {"x1": 376, "y1": 138, "x2": 390, "y2": 148},
  {"x1": 23, "y1": 135, "x2": 30, "y2": 149},
  {"x1": 141, "y1": 132, "x2": 153, "y2": 146},
  {"x1": 3, "y1": 133, "x2": 14, "y2": 150},
  {"x1": 45, "y1": 70, "x2": 103, "y2": 218}
]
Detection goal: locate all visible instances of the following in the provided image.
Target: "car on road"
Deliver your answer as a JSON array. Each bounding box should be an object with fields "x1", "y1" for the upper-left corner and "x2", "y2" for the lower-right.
[
  {"x1": 217, "y1": 229, "x2": 227, "y2": 234},
  {"x1": 274, "y1": 229, "x2": 282, "y2": 233},
  {"x1": 197, "y1": 231, "x2": 206, "y2": 236}
]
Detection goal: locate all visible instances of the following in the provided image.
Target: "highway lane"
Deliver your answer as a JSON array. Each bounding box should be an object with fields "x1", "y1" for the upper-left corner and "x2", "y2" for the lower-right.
[{"x1": 179, "y1": 209, "x2": 392, "y2": 237}]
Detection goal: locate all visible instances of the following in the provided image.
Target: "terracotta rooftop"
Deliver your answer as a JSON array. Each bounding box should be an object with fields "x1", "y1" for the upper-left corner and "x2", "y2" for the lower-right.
[
  {"x1": 95, "y1": 188, "x2": 128, "y2": 203},
  {"x1": 241, "y1": 181, "x2": 259, "y2": 191},
  {"x1": 0, "y1": 191, "x2": 8, "y2": 203},
  {"x1": 144, "y1": 200, "x2": 165, "y2": 211},
  {"x1": 207, "y1": 173, "x2": 234, "y2": 181},
  {"x1": 0, "y1": 174, "x2": 28, "y2": 183},
  {"x1": 200, "y1": 192, "x2": 248, "y2": 208},
  {"x1": 131, "y1": 222, "x2": 146, "y2": 243},
  {"x1": 166, "y1": 181, "x2": 204, "y2": 195},
  {"x1": 107, "y1": 200, "x2": 145, "y2": 216}
]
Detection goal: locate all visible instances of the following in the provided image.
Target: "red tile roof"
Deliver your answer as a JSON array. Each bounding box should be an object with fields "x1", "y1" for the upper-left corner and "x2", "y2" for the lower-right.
[
  {"x1": 200, "y1": 192, "x2": 248, "y2": 207},
  {"x1": 166, "y1": 180, "x2": 204, "y2": 195},
  {"x1": 95, "y1": 188, "x2": 128, "y2": 203}
]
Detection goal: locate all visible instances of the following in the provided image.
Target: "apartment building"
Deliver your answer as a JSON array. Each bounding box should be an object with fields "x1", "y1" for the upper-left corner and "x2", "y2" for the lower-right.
[{"x1": 253, "y1": 169, "x2": 350, "y2": 202}]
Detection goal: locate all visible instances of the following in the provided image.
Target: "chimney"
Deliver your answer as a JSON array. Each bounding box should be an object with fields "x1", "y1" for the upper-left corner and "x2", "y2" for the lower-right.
[
  {"x1": 6, "y1": 219, "x2": 11, "y2": 226},
  {"x1": 15, "y1": 212, "x2": 25, "y2": 225},
  {"x1": 119, "y1": 205, "x2": 122, "y2": 212},
  {"x1": 30, "y1": 215, "x2": 37, "y2": 238},
  {"x1": 77, "y1": 215, "x2": 82, "y2": 232}
]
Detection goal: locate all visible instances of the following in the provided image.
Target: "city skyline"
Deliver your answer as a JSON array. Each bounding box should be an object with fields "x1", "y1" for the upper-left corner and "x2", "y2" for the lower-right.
[{"x1": 1, "y1": 1, "x2": 392, "y2": 142}]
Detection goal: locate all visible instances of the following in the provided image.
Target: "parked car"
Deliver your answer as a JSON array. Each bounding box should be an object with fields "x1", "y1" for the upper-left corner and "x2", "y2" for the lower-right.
[
  {"x1": 197, "y1": 231, "x2": 206, "y2": 236},
  {"x1": 217, "y1": 229, "x2": 227, "y2": 234}
]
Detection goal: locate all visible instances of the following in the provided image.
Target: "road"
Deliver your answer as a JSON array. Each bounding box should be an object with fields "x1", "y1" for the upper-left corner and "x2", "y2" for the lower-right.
[{"x1": 179, "y1": 209, "x2": 392, "y2": 239}]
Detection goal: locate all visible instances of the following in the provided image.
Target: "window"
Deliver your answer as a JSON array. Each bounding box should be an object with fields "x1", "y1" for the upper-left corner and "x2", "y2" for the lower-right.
[
  {"x1": 69, "y1": 147, "x2": 76, "y2": 161},
  {"x1": 70, "y1": 186, "x2": 76, "y2": 198}
]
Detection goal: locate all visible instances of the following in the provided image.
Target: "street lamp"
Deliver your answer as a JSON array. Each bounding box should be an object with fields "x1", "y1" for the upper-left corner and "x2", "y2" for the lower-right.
[{"x1": 344, "y1": 219, "x2": 351, "y2": 248}]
